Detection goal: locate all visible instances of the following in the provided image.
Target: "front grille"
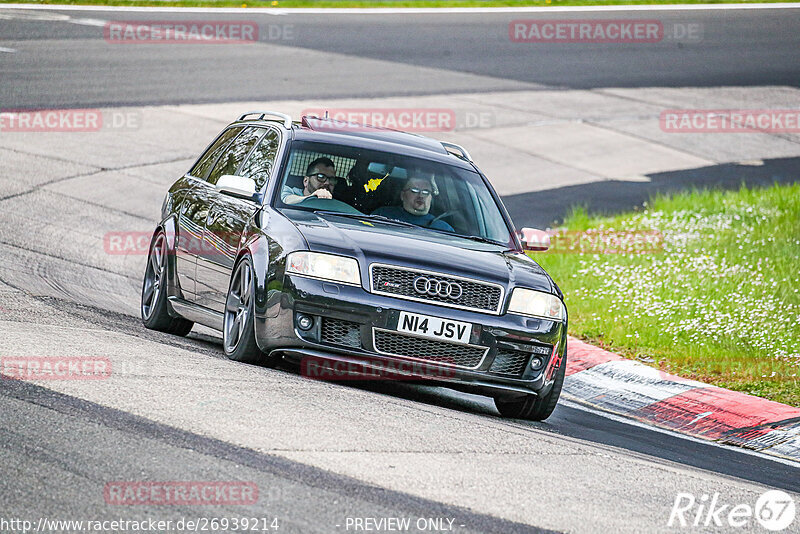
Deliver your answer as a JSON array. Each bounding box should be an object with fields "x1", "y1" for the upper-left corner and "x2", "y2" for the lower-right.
[
  {"x1": 489, "y1": 349, "x2": 531, "y2": 377},
  {"x1": 320, "y1": 318, "x2": 361, "y2": 348},
  {"x1": 370, "y1": 265, "x2": 503, "y2": 314},
  {"x1": 373, "y1": 329, "x2": 487, "y2": 369}
]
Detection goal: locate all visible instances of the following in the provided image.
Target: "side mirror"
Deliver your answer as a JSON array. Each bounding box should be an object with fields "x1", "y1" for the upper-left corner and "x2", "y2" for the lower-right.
[
  {"x1": 519, "y1": 227, "x2": 550, "y2": 252},
  {"x1": 216, "y1": 175, "x2": 256, "y2": 200}
]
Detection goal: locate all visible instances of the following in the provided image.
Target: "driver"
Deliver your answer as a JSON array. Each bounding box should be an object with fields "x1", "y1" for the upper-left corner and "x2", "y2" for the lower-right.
[
  {"x1": 372, "y1": 174, "x2": 454, "y2": 232},
  {"x1": 282, "y1": 157, "x2": 338, "y2": 205}
]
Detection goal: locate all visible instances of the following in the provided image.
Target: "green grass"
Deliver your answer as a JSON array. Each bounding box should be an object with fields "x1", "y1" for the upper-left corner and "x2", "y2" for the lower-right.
[
  {"x1": 2, "y1": 0, "x2": 794, "y2": 8},
  {"x1": 532, "y1": 183, "x2": 800, "y2": 407}
]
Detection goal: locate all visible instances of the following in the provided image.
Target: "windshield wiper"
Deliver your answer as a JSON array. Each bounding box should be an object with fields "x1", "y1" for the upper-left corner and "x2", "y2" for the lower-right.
[
  {"x1": 315, "y1": 211, "x2": 510, "y2": 247},
  {"x1": 314, "y1": 210, "x2": 417, "y2": 228},
  {"x1": 452, "y1": 234, "x2": 507, "y2": 247},
  {"x1": 423, "y1": 228, "x2": 512, "y2": 249}
]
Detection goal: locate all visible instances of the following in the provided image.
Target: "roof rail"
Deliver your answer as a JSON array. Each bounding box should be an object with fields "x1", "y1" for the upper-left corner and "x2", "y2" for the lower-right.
[
  {"x1": 237, "y1": 111, "x2": 292, "y2": 129},
  {"x1": 441, "y1": 141, "x2": 473, "y2": 162}
]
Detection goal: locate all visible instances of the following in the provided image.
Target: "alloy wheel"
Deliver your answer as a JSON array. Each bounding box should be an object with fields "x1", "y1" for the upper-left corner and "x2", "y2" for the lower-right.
[
  {"x1": 141, "y1": 233, "x2": 166, "y2": 320},
  {"x1": 224, "y1": 259, "x2": 253, "y2": 353}
]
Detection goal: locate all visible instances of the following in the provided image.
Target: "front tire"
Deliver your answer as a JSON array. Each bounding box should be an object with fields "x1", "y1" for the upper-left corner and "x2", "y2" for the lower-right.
[
  {"x1": 494, "y1": 351, "x2": 566, "y2": 421},
  {"x1": 223, "y1": 255, "x2": 271, "y2": 365},
  {"x1": 141, "y1": 231, "x2": 194, "y2": 336}
]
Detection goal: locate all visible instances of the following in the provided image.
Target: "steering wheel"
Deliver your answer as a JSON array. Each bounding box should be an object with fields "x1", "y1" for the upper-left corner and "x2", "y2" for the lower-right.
[
  {"x1": 427, "y1": 210, "x2": 456, "y2": 227},
  {"x1": 298, "y1": 196, "x2": 363, "y2": 214}
]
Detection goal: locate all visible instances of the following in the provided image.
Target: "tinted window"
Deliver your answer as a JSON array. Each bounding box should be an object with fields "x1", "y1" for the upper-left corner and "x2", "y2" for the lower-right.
[
  {"x1": 239, "y1": 128, "x2": 280, "y2": 190},
  {"x1": 207, "y1": 127, "x2": 266, "y2": 186},
  {"x1": 189, "y1": 127, "x2": 243, "y2": 180}
]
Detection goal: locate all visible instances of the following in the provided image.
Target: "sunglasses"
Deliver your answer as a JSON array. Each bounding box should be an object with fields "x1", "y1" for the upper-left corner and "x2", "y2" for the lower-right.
[
  {"x1": 404, "y1": 187, "x2": 432, "y2": 197},
  {"x1": 308, "y1": 172, "x2": 338, "y2": 184}
]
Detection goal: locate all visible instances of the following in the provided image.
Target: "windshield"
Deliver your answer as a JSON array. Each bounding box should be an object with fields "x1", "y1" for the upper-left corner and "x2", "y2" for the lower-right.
[{"x1": 273, "y1": 141, "x2": 514, "y2": 246}]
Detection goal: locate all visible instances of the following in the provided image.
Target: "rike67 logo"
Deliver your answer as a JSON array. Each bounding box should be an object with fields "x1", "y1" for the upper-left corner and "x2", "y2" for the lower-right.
[{"x1": 668, "y1": 490, "x2": 796, "y2": 531}]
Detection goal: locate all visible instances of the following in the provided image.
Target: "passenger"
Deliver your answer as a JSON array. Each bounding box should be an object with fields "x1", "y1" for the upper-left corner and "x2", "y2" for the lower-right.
[
  {"x1": 372, "y1": 175, "x2": 454, "y2": 232},
  {"x1": 282, "y1": 157, "x2": 338, "y2": 205}
]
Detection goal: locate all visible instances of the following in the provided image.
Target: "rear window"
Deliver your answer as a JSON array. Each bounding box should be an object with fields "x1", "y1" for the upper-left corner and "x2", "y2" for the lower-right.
[{"x1": 189, "y1": 127, "x2": 243, "y2": 180}]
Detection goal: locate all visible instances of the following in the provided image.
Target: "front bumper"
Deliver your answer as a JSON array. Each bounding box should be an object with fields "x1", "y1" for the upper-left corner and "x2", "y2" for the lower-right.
[{"x1": 255, "y1": 274, "x2": 567, "y2": 398}]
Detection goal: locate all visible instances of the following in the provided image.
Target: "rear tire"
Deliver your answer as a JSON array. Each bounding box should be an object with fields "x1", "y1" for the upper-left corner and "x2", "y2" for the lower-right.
[
  {"x1": 494, "y1": 349, "x2": 566, "y2": 421},
  {"x1": 141, "y1": 231, "x2": 194, "y2": 336}
]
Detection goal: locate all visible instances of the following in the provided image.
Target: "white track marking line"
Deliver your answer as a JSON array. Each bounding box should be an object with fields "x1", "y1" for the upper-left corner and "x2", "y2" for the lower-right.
[
  {"x1": 561, "y1": 397, "x2": 800, "y2": 469},
  {"x1": 0, "y1": 11, "x2": 70, "y2": 20},
  {"x1": 688, "y1": 411, "x2": 714, "y2": 425},
  {"x1": 68, "y1": 18, "x2": 108, "y2": 27},
  {"x1": 0, "y1": 2, "x2": 799, "y2": 14},
  {"x1": 0, "y1": 10, "x2": 108, "y2": 25},
  {"x1": 0, "y1": 46, "x2": 17, "y2": 53}
]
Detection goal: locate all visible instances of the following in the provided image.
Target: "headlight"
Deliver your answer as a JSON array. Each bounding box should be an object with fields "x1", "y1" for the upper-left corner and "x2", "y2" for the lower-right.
[
  {"x1": 285, "y1": 251, "x2": 361, "y2": 286},
  {"x1": 508, "y1": 288, "x2": 565, "y2": 321}
]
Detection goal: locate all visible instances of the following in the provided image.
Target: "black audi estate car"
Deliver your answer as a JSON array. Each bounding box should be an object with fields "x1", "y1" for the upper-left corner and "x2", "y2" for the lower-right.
[{"x1": 141, "y1": 111, "x2": 567, "y2": 420}]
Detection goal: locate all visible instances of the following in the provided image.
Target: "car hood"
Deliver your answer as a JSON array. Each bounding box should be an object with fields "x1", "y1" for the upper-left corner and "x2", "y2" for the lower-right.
[{"x1": 283, "y1": 210, "x2": 554, "y2": 294}]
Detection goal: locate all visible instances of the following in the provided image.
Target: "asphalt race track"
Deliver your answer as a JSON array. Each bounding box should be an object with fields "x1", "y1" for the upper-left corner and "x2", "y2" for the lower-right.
[
  {"x1": 1, "y1": 6, "x2": 800, "y2": 107},
  {"x1": 1, "y1": 4, "x2": 799, "y2": 533}
]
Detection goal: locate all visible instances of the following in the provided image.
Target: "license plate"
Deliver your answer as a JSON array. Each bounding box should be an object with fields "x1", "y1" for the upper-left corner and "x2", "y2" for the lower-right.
[{"x1": 396, "y1": 311, "x2": 472, "y2": 345}]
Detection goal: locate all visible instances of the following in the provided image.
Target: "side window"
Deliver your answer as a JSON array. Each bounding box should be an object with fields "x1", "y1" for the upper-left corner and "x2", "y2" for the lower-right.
[
  {"x1": 207, "y1": 127, "x2": 266, "y2": 186},
  {"x1": 239, "y1": 129, "x2": 280, "y2": 190},
  {"x1": 189, "y1": 127, "x2": 243, "y2": 180}
]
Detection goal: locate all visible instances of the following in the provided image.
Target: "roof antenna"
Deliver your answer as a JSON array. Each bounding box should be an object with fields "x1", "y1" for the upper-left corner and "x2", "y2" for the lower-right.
[{"x1": 324, "y1": 110, "x2": 329, "y2": 119}]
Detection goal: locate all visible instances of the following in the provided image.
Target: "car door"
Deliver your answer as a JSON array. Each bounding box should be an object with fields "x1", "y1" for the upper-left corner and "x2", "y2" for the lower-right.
[
  {"x1": 174, "y1": 126, "x2": 243, "y2": 302},
  {"x1": 195, "y1": 126, "x2": 281, "y2": 313}
]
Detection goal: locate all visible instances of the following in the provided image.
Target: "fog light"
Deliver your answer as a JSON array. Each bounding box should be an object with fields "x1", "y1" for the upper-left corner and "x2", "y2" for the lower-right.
[
  {"x1": 530, "y1": 356, "x2": 544, "y2": 371},
  {"x1": 296, "y1": 314, "x2": 314, "y2": 331}
]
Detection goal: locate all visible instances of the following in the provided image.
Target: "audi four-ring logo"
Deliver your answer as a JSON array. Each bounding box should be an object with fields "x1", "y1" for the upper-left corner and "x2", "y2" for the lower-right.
[{"x1": 413, "y1": 276, "x2": 463, "y2": 299}]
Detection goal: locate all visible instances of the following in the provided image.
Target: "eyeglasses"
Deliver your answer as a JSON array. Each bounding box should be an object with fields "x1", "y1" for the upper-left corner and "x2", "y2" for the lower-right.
[
  {"x1": 308, "y1": 172, "x2": 338, "y2": 184},
  {"x1": 404, "y1": 187, "x2": 432, "y2": 196}
]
